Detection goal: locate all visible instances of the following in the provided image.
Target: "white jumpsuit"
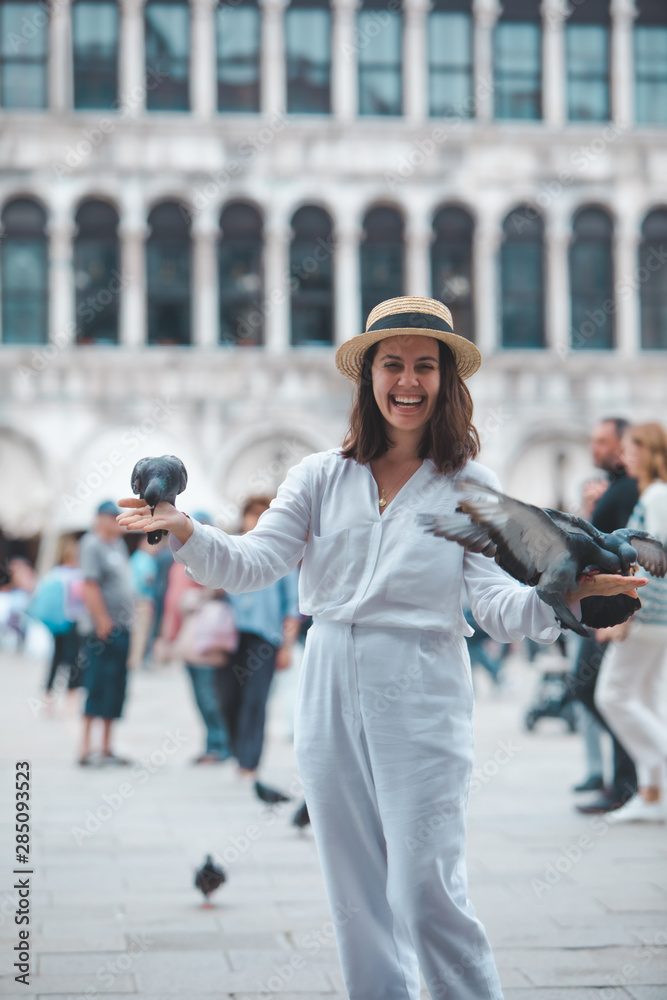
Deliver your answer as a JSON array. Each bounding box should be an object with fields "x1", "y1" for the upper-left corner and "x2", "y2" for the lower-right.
[{"x1": 170, "y1": 450, "x2": 562, "y2": 1000}]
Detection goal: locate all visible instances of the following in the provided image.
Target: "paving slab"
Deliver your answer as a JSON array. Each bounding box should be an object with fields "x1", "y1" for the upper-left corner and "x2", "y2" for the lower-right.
[{"x1": 1, "y1": 647, "x2": 666, "y2": 998}]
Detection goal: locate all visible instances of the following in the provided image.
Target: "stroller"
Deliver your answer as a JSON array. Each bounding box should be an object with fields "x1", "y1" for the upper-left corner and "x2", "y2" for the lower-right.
[{"x1": 524, "y1": 635, "x2": 578, "y2": 732}]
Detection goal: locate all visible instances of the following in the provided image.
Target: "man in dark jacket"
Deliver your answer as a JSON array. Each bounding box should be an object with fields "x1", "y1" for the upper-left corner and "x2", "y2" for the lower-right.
[{"x1": 571, "y1": 418, "x2": 639, "y2": 814}]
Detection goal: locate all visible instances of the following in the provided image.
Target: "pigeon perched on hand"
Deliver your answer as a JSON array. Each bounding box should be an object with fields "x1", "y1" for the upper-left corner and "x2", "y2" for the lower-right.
[
  {"x1": 130, "y1": 455, "x2": 188, "y2": 545},
  {"x1": 194, "y1": 855, "x2": 226, "y2": 906},
  {"x1": 420, "y1": 479, "x2": 666, "y2": 637}
]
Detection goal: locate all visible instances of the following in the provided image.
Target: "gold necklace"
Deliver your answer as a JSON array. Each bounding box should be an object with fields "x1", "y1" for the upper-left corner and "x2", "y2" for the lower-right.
[{"x1": 374, "y1": 459, "x2": 421, "y2": 509}]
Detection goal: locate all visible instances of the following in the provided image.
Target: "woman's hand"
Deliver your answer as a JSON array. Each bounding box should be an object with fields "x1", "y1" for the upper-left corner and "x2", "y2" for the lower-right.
[
  {"x1": 564, "y1": 573, "x2": 648, "y2": 606},
  {"x1": 116, "y1": 498, "x2": 194, "y2": 545}
]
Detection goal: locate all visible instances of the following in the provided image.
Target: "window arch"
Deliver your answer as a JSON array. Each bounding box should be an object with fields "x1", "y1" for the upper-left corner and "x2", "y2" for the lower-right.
[
  {"x1": 500, "y1": 205, "x2": 544, "y2": 348},
  {"x1": 1, "y1": 198, "x2": 48, "y2": 344},
  {"x1": 360, "y1": 206, "x2": 404, "y2": 326},
  {"x1": 74, "y1": 200, "x2": 120, "y2": 344},
  {"x1": 431, "y1": 206, "x2": 474, "y2": 342},
  {"x1": 290, "y1": 205, "x2": 333, "y2": 346},
  {"x1": 569, "y1": 206, "x2": 614, "y2": 351},
  {"x1": 639, "y1": 208, "x2": 667, "y2": 349},
  {"x1": 146, "y1": 201, "x2": 191, "y2": 345},
  {"x1": 286, "y1": 0, "x2": 331, "y2": 113},
  {"x1": 218, "y1": 202, "x2": 263, "y2": 346}
]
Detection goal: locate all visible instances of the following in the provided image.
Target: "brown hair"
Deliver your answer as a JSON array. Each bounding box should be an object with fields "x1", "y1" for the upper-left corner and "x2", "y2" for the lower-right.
[
  {"x1": 628, "y1": 422, "x2": 667, "y2": 492},
  {"x1": 341, "y1": 340, "x2": 480, "y2": 474},
  {"x1": 242, "y1": 496, "x2": 273, "y2": 519},
  {"x1": 57, "y1": 534, "x2": 79, "y2": 567}
]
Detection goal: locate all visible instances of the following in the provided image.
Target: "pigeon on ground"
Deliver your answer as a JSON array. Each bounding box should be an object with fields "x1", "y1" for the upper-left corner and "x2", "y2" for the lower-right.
[
  {"x1": 130, "y1": 455, "x2": 188, "y2": 544},
  {"x1": 194, "y1": 854, "x2": 226, "y2": 906},
  {"x1": 292, "y1": 801, "x2": 310, "y2": 829},
  {"x1": 254, "y1": 780, "x2": 292, "y2": 804},
  {"x1": 420, "y1": 479, "x2": 666, "y2": 637}
]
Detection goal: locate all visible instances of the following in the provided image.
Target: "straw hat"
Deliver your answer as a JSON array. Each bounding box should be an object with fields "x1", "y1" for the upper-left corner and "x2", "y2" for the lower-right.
[{"x1": 335, "y1": 296, "x2": 481, "y2": 382}]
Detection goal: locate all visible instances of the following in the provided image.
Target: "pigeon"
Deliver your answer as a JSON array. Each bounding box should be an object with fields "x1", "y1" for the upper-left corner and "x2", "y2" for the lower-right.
[
  {"x1": 194, "y1": 854, "x2": 226, "y2": 906},
  {"x1": 292, "y1": 801, "x2": 310, "y2": 830},
  {"x1": 419, "y1": 478, "x2": 667, "y2": 638},
  {"x1": 130, "y1": 455, "x2": 188, "y2": 544},
  {"x1": 254, "y1": 780, "x2": 292, "y2": 804}
]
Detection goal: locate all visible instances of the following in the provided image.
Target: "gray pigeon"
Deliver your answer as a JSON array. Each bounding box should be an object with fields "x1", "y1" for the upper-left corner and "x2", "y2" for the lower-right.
[
  {"x1": 420, "y1": 478, "x2": 667, "y2": 637},
  {"x1": 130, "y1": 455, "x2": 188, "y2": 545}
]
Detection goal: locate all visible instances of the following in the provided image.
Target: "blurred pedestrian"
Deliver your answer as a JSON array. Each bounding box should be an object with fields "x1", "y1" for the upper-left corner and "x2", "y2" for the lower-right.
[
  {"x1": 128, "y1": 535, "x2": 158, "y2": 669},
  {"x1": 218, "y1": 497, "x2": 300, "y2": 792},
  {"x1": 596, "y1": 422, "x2": 667, "y2": 822},
  {"x1": 78, "y1": 501, "x2": 134, "y2": 766},
  {"x1": 572, "y1": 418, "x2": 640, "y2": 815}
]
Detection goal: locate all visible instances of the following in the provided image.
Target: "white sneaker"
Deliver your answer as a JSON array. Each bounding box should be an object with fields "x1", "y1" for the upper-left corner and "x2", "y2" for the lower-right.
[{"x1": 609, "y1": 795, "x2": 665, "y2": 824}]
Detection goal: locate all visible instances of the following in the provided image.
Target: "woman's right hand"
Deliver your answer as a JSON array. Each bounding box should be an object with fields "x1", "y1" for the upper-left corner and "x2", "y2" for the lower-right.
[{"x1": 116, "y1": 498, "x2": 194, "y2": 545}]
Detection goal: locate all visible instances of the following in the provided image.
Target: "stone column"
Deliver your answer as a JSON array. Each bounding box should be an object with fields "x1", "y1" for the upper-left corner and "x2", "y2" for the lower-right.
[
  {"x1": 331, "y1": 0, "x2": 358, "y2": 121},
  {"x1": 405, "y1": 215, "x2": 432, "y2": 298},
  {"x1": 541, "y1": 0, "x2": 567, "y2": 127},
  {"x1": 118, "y1": 199, "x2": 148, "y2": 347},
  {"x1": 472, "y1": 0, "x2": 501, "y2": 122},
  {"x1": 192, "y1": 215, "x2": 219, "y2": 347},
  {"x1": 48, "y1": 213, "x2": 76, "y2": 345},
  {"x1": 260, "y1": 0, "x2": 287, "y2": 118},
  {"x1": 545, "y1": 214, "x2": 571, "y2": 358},
  {"x1": 611, "y1": 0, "x2": 637, "y2": 129},
  {"x1": 473, "y1": 214, "x2": 503, "y2": 354},
  {"x1": 49, "y1": 0, "x2": 72, "y2": 112},
  {"x1": 191, "y1": 0, "x2": 217, "y2": 119},
  {"x1": 614, "y1": 215, "x2": 640, "y2": 355},
  {"x1": 120, "y1": 0, "x2": 146, "y2": 117},
  {"x1": 334, "y1": 217, "x2": 361, "y2": 347},
  {"x1": 403, "y1": 0, "x2": 430, "y2": 123},
  {"x1": 263, "y1": 216, "x2": 291, "y2": 353}
]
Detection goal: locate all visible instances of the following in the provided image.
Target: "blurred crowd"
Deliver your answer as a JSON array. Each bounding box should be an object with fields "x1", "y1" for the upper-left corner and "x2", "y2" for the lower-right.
[{"x1": 1, "y1": 418, "x2": 666, "y2": 823}]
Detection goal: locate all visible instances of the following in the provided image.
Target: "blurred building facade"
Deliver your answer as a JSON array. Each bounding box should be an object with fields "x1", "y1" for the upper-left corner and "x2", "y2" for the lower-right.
[{"x1": 0, "y1": 0, "x2": 666, "y2": 557}]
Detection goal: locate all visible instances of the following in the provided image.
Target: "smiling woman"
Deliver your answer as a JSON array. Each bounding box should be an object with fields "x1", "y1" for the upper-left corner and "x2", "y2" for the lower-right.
[{"x1": 117, "y1": 295, "x2": 642, "y2": 1000}]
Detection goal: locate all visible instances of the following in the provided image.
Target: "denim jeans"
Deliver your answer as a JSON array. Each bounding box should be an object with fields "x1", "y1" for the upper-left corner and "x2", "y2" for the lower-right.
[{"x1": 186, "y1": 665, "x2": 232, "y2": 758}]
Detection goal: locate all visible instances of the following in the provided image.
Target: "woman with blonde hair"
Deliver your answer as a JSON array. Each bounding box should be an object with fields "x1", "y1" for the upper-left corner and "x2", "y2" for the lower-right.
[{"x1": 596, "y1": 422, "x2": 667, "y2": 823}]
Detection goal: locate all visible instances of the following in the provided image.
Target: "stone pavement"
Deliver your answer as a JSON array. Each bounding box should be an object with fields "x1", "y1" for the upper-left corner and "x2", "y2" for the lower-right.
[{"x1": 0, "y1": 642, "x2": 666, "y2": 1000}]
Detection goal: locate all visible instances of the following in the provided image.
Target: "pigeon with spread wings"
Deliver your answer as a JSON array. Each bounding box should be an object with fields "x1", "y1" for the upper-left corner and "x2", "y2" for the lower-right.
[{"x1": 419, "y1": 479, "x2": 666, "y2": 637}]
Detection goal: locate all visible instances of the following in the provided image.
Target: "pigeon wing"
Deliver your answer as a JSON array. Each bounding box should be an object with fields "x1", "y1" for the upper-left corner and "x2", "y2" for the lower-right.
[
  {"x1": 615, "y1": 529, "x2": 667, "y2": 578},
  {"x1": 456, "y1": 478, "x2": 572, "y2": 587},
  {"x1": 130, "y1": 457, "x2": 153, "y2": 497},
  {"x1": 419, "y1": 513, "x2": 498, "y2": 558},
  {"x1": 543, "y1": 508, "x2": 607, "y2": 544}
]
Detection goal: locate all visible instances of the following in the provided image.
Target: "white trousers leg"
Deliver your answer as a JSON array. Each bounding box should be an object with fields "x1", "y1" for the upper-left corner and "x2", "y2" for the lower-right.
[
  {"x1": 294, "y1": 621, "x2": 504, "y2": 1000},
  {"x1": 596, "y1": 622, "x2": 667, "y2": 789}
]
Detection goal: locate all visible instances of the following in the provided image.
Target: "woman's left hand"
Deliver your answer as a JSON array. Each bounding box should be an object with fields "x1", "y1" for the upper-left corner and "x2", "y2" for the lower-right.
[{"x1": 564, "y1": 573, "x2": 648, "y2": 606}]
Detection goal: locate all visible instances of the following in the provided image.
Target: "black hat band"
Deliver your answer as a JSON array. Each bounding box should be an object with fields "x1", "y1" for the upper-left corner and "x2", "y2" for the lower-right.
[{"x1": 367, "y1": 311, "x2": 454, "y2": 335}]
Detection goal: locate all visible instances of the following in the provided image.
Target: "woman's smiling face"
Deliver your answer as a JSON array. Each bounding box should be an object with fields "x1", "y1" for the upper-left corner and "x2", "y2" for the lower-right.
[{"x1": 371, "y1": 336, "x2": 441, "y2": 434}]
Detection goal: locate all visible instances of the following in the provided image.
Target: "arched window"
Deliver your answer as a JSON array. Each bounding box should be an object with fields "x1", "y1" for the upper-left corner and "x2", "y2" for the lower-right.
[
  {"x1": 570, "y1": 207, "x2": 614, "y2": 351},
  {"x1": 0, "y1": 0, "x2": 48, "y2": 107},
  {"x1": 216, "y1": 0, "x2": 260, "y2": 112},
  {"x1": 290, "y1": 206, "x2": 333, "y2": 346},
  {"x1": 145, "y1": 0, "x2": 190, "y2": 110},
  {"x1": 640, "y1": 209, "x2": 667, "y2": 349},
  {"x1": 218, "y1": 203, "x2": 263, "y2": 346},
  {"x1": 635, "y1": 0, "x2": 667, "y2": 125},
  {"x1": 431, "y1": 206, "x2": 474, "y2": 342},
  {"x1": 146, "y1": 202, "x2": 191, "y2": 344},
  {"x1": 428, "y1": 0, "x2": 473, "y2": 118},
  {"x1": 286, "y1": 0, "x2": 331, "y2": 113},
  {"x1": 72, "y1": 0, "x2": 119, "y2": 109},
  {"x1": 494, "y1": 0, "x2": 541, "y2": 120},
  {"x1": 566, "y1": 0, "x2": 610, "y2": 122},
  {"x1": 1, "y1": 198, "x2": 48, "y2": 344},
  {"x1": 360, "y1": 207, "x2": 404, "y2": 325},
  {"x1": 358, "y1": 0, "x2": 402, "y2": 116},
  {"x1": 500, "y1": 206, "x2": 544, "y2": 348},
  {"x1": 74, "y1": 200, "x2": 120, "y2": 344}
]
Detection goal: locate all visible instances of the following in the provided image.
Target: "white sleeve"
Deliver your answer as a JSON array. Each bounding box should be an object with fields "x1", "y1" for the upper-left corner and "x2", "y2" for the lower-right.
[
  {"x1": 169, "y1": 458, "x2": 312, "y2": 592},
  {"x1": 640, "y1": 484, "x2": 667, "y2": 546},
  {"x1": 463, "y1": 550, "x2": 562, "y2": 645}
]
